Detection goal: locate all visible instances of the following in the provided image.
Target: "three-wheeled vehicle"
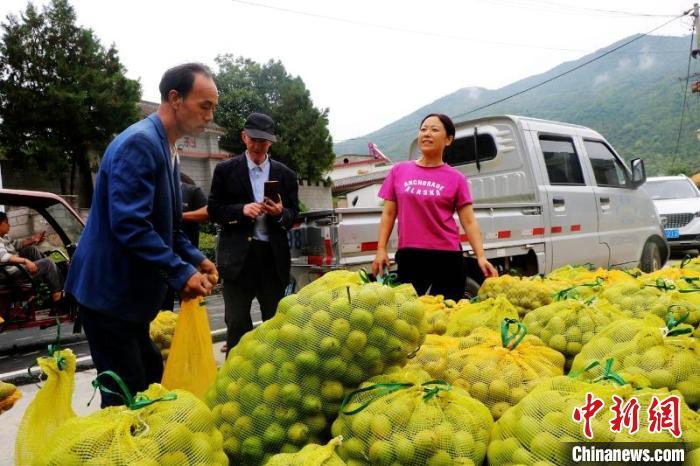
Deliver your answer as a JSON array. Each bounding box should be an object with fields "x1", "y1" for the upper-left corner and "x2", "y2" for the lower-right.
[{"x1": 0, "y1": 189, "x2": 84, "y2": 332}]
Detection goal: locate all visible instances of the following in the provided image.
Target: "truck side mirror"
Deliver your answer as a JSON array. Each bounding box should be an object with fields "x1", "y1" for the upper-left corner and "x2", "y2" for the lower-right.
[{"x1": 630, "y1": 158, "x2": 646, "y2": 188}]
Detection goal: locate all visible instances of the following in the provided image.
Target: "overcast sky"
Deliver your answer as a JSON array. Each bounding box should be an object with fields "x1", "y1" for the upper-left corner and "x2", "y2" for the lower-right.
[{"x1": 0, "y1": 0, "x2": 696, "y2": 141}]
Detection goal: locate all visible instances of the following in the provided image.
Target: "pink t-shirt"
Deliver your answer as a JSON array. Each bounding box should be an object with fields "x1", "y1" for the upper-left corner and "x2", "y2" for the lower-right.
[{"x1": 378, "y1": 161, "x2": 473, "y2": 251}]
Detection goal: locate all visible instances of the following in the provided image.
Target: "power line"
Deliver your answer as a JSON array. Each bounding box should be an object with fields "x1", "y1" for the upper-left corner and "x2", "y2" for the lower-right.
[
  {"x1": 671, "y1": 28, "x2": 696, "y2": 170},
  {"x1": 230, "y1": 0, "x2": 589, "y2": 52},
  {"x1": 451, "y1": 12, "x2": 691, "y2": 121},
  {"x1": 481, "y1": 0, "x2": 680, "y2": 18}
]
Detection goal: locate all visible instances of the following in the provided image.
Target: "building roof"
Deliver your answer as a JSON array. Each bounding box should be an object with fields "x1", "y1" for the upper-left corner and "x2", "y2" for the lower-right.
[{"x1": 332, "y1": 169, "x2": 389, "y2": 194}]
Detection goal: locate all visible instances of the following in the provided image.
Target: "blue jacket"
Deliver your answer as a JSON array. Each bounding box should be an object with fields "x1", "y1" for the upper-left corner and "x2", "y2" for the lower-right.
[{"x1": 66, "y1": 114, "x2": 205, "y2": 322}]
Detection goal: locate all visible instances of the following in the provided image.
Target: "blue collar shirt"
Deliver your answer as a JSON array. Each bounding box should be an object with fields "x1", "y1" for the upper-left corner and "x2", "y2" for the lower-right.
[{"x1": 246, "y1": 152, "x2": 271, "y2": 241}]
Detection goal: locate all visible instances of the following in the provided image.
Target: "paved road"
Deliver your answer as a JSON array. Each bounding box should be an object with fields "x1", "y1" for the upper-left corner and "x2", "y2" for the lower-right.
[{"x1": 0, "y1": 294, "x2": 262, "y2": 381}]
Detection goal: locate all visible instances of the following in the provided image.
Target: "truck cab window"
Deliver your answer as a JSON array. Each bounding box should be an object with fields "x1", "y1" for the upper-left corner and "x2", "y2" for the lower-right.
[
  {"x1": 444, "y1": 133, "x2": 497, "y2": 167},
  {"x1": 539, "y1": 136, "x2": 585, "y2": 185},
  {"x1": 584, "y1": 140, "x2": 629, "y2": 188}
]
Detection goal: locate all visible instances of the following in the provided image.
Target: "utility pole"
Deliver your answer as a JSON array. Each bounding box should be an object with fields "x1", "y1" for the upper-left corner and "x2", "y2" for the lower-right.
[{"x1": 692, "y1": 4, "x2": 700, "y2": 58}]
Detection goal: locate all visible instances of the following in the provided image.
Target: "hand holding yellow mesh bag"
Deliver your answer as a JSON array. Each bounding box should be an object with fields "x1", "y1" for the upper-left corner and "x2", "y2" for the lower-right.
[
  {"x1": 161, "y1": 297, "x2": 217, "y2": 400},
  {"x1": 15, "y1": 346, "x2": 77, "y2": 466},
  {"x1": 332, "y1": 369, "x2": 493, "y2": 466},
  {"x1": 38, "y1": 372, "x2": 227, "y2": 466},
  {"x1": 264, "y1": 437, "x2": 346, "y2": 466}
]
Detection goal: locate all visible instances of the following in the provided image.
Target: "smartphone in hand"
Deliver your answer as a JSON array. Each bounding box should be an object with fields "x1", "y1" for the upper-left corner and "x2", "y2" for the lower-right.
[{"x1": 264, "y1": 181, "x2": 280, "y2": 202}]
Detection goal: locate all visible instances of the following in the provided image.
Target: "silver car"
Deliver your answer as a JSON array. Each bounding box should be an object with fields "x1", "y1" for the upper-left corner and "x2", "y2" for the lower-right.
[{"x1": 644, "y1": 175, "x2": 700, "y2": 251}]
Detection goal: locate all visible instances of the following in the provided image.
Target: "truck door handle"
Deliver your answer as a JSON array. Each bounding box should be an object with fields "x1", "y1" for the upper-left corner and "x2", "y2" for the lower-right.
[
  {"x1": 600, "y1": 197, "x2": 610, "y2": 205},
  {"x1": 552, "y1": 197, "x2": 565, "y2": 207}
]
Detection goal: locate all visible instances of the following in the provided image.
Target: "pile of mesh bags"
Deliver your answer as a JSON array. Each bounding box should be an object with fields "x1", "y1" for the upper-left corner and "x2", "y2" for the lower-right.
[
  {"x1": 206, "y1": 270, "x2": 429, "y2": 464},
  {"x1": 571, "y1": 313, "x2": 700, "y2": 409},
  {"x1": 488, "y1": 371, "x2": 700, "y2": 465},
  {"x1": 331, "y1": 369, "x2": 493, "y2": 466}
]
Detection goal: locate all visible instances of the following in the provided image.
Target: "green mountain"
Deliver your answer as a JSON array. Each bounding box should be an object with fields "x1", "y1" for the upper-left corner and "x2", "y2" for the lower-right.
[{"x1": 333, "y1": 34, "x2": 700, "y2": 176}]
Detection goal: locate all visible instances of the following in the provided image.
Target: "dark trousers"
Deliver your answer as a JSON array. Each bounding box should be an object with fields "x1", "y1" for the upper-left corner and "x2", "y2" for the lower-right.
[
  {"x1": 396, "y1": 248, "x2": 466, "y2": 301},
  {"x1": 19, "y1": 246, "x2": 62, "y2": 293},
  {"x1": 223, "y1": 240, "x2": 283, "y2": 353},
  {"x1": 80, "y1": 306, "x2": 163, "y2": 408}
]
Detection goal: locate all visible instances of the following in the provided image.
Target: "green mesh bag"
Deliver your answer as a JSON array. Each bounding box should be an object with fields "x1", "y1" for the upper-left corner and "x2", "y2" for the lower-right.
[
  {"x1": 444, "y1": 295, "x2": 519, "y2": 337},
  {"x1": 488, "y1": 370, "x2": 700, "y2": 466},
  {"x1": 571, "y1": 313, "x2": 700, "y2": 409},
  {"x1": 37, "y1": 375, "x2": 227, "y2": 466},
  {"x1": 207, "y1": 272, "x2": 429, "y2": 465},
  {"x1": 331, "y1": 369, "x2": 493, "y2": 466}
]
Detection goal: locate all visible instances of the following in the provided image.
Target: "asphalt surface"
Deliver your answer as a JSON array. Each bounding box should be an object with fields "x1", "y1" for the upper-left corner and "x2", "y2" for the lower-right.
[{"x1": 0, "y1": 293, "x2": 263, "y2": 384}]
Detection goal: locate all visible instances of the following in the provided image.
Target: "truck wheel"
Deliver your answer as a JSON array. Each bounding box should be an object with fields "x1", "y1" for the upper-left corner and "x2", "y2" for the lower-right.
[
  {"x1": 464, "y1": 277, "x2": 480, "y2": 300},
  {"x1": 640, "y1": 241, "x2": 661, "y2": 273}
]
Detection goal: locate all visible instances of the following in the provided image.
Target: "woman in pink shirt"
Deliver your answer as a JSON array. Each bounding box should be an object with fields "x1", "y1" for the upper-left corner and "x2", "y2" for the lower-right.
[{"x1": 371, "y1": 113, "x2": 497, "y2": 300}]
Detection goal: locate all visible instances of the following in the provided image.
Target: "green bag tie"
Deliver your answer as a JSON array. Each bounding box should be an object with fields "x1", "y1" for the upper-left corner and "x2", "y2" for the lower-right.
[
  {"x1": 89, "y1": 370, "x2": 177, "y2": 410},
  {"x1": 680, "y1": 254, "x2": 693, "y2": 269},
  {"x1": 568, "y1": 262, "x2": 595, "y2": 271},
  {"x1": 677, "y1": 285, "x2": 700, "y2": 294},
  {"x1": 645, "y1": 278, "x2": 675, "y2": 291},
  {"x1": 584, "y1": 296, "x2": 597, "y2": 306},
  {"x1": 623, "y1": 269, "x2": 642, "y2": 278},
  {"x1": 341, "y1": 380, "x2": 452, "y2": 415},
  {"x1": 421, "y1": 380, "x2": 451, "y2": 402},
  {"x1": 665, "y1": 308, "x2": 692, "y2": 337},
  {"x1": 681, "y1": 276, "x2": 699, "y2": 284},
  {"x1": 377, "y1": 266, "x2": 399, "y2": 287},
  {"x1": 554, "y1": 278, "x2": 604, "y2": 301},
  {"x1": 340, "y1": 382, "x2": 413, "y2": 415},
  {"x1": 27, "y1": 317, "x2": 66, "y2": 386},
  {"x1": 500, "y1": 318, "x2": 527, "y2": 350},
  {"x1": 358, "y1": 269, "x2": 371, "y2": 284},
  {"x1": 568, "y1": 359, "x2": 626, "y2": 386},
  {"x1": 592, "y1": 358, "x2": 627, "y2": 386}
]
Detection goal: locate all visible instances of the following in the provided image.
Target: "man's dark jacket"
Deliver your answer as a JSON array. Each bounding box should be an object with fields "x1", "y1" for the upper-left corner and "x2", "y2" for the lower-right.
[{"x1": 208, "y1": 155, "x2": 299, "y2": 285}]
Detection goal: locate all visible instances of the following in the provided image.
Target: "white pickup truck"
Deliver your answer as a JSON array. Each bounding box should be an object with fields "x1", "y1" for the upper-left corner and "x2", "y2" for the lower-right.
[{"x1": 287, "y1": 115, "x2": 669, "y2": 296}]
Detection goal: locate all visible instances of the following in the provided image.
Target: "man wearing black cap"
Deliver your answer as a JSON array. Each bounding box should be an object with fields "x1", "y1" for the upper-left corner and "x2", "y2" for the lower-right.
[{"x1": 208, "y1": 112, "x2": 300, "y2": 353}]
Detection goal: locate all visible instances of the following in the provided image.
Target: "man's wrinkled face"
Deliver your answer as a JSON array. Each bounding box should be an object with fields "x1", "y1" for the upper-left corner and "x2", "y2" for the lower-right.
[{"x1": 172, "y1": 73, "x2": 219, "y2": 137}]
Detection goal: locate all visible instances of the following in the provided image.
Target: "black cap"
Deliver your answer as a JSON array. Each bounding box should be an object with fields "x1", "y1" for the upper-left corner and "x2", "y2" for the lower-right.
[{"x1": 243, "y1": 113, "x2": 277, "y2": 142}]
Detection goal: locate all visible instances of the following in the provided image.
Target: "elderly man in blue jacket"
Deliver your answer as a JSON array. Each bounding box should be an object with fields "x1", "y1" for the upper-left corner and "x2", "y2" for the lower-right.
[{"x1": 66, "y1": 63, "x2": 218, "y2": 407}]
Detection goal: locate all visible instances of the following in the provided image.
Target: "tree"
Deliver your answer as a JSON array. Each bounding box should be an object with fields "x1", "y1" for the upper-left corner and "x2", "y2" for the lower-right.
[
  {"x1": 214, "y1": 55, "x2": 334, "y2": 181},
  {"x1": 0, "y1": 0, "x2": 141, "y2": 206}
]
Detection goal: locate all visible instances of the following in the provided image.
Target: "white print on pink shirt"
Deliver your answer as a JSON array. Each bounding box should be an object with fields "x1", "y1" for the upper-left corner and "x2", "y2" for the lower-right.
[{"x1": 403, "y1": 179, "x2": 445, "y2": 196}]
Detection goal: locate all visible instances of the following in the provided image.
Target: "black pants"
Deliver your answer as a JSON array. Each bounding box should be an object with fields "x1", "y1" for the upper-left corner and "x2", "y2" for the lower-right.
[
  {"x1": 80, "y1": 306, "x2": 163, "y2": 408},
  {"x1": 223, "y1": 240, "x2": 283, "y2": 353},
  {"x1": 19, "y1": 246, "x2": 62, "y2": 293},
  {"x1": 396, "y1": 248, "x2": 466, "y2": 301}
]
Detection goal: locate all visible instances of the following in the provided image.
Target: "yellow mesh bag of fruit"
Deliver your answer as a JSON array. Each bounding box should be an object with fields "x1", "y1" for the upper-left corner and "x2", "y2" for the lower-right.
[
  {"x1": 37, "y1": 373, "x2": 227, "y2": 466},
  {"x1": 405, "y1": 334, "x2": 487, "y2": 381},
  {"x1": 206, "y1": 273, "x2": 429, "y2": 465},
  {"x1": 571, "y1": 312, "x2": 700, "y2": 409},
  {"x1": 522, "y1": 297, "x2": 623, "y2": 366},
  {"x1": 161, "y1": 298, "x2": 217, "y2": 400},
  {"x1": 489, "y1": 364, "x2": 700, "y2": 466},
  {"x1": 478, "y1": 275, "x2": 559, "y2": 316},
  {"x1": 598, "y1": 279, "x2": 700, "y2": 322},
  {"x1": 445, "y1": 295, "x2": 519, "y2": 337},
  {"x1": 0, "y1": 380, "x2": 21, "y2": 414},
  {"x1": 150, "y1": 310, "x2": 178, "y2": 361},
  {"x1": 265, "y1": 437, "x2": 346, "y2": 466},
  {"x1": 419, "y1": 295, "x2": 456, "y2": 335},
  {"x1": 15, "y1": 346, "x2": 76, "y2": 466},
  {"x1": 331, "y1": 369, "x2": 493, "y2": 466},
  {"x1": 441, "y1": 319, "x2": 564, "y2": 420},
  {"x1": 678, "y1": 255, "x2": 700, "y2": 274}
]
